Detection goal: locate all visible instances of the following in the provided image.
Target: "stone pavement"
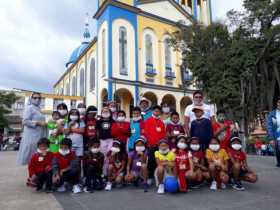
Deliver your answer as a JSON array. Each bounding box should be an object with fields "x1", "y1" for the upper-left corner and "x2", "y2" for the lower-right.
[{"x1": 1, "y1": 151, "x2": 280, "y2": 210}]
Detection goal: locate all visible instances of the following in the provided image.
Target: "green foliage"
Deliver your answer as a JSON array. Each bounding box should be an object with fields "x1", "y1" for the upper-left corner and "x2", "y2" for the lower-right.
[{"x1": 0, "y1": 92, "x2": 18, "y2": 129}]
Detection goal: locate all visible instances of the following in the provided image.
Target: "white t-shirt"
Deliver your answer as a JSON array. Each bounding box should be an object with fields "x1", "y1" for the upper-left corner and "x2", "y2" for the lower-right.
[{"x1": 184, "y1": 103, "x2": 215, "y2": 126}]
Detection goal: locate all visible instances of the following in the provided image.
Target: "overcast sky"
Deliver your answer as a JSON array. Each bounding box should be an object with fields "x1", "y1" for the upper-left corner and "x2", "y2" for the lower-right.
[{"x1": 0, "y1": 0, "x2": 244, "y2": 93}]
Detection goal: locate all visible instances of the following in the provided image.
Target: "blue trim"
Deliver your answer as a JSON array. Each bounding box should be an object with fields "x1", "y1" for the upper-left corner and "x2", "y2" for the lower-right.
[
  {"x1": 192, "y1": 0, "x2": 197, "y2": 20},
  {"x1": 97, "y1": 4, "x2": 138, "y2": 102}
]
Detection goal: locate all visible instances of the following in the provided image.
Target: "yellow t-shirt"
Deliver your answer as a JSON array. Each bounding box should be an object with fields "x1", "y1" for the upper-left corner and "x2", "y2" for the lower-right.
[
  {"x1": 154, "y1": 151, "x2": 175, "y2": 162},
  {"x1": 206, "y1": 148, "x2": 229, "y2": 162}
]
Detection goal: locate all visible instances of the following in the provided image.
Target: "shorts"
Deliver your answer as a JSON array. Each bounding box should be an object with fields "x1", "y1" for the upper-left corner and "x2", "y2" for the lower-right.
[{"x1": 154, "y1": 168, "x2": 173, "y2": 186}]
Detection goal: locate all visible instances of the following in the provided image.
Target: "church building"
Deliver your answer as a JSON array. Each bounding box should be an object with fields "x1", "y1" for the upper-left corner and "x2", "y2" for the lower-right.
[{"x1": 54, "y1": 0, "x2": 212, "y2": 116}]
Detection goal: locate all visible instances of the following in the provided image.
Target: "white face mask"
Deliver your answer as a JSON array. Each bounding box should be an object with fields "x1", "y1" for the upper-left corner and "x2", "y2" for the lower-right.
[
  {"x1": 133, "y1": 116, "x2": 142, "y2": 121},
  {"x1": 117, "y1": 116, "x2": 125, "y2": 122},
  {"x1": 159, "y1": 148, "x2": 169, "y2": 155},
  {"x1": 177, "y1": 142, "x2": 187, "y2": 150},
  {"x1": 135, "y1": 146, "x2": 145, "y2": 152},
  {"x1": 190, "y1": 144, "x2": 200, "y2": 151},
  {"x1": 209, "y1": 144, "x2": 220, "y2": 152},
  {"x1": 91, "y1": 148, "x2": 100, "y2": 154},
  {"x1": 111, "y1": 147, "x2": 120, "y2": 153},
  {"x1": 231, "y1": 144, "x2": 242, "y2": 151},
  {"x1": 110, "y1": 107, "x2": 116, "y2": 112},
  {"x1": 70, "y1": 115, "x2": 78, "y2": 121},
  {"x1": 37, "y1": 148, "x2": 47, "y2": 154},
  {"x1": 59, "y1": 149, "x2": 70, "y2": 156},
  {"x1": 58, "y1": 110, "x2": 67, "y2": 117},
  {"x1": 102, "y1": 113, "x2": 110, "y2": 118},
  {"x1": 78, "y1": 108, "x2": 86, "y2": 115},
  {"x1": 152, "y1": 114, "x2": 161, "y2": 119},
  {"x1": 162, "y1": 107, "x2": 170, "y2": 113}
]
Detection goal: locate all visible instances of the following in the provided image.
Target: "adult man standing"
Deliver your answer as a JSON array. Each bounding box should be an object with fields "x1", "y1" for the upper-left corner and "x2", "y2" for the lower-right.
[
  {"x1": 267, "y1": 97, "x2": 280, "y2": 167},
  {"x1": 184, "y1": 90, "x2": 215, "y2": 135}
]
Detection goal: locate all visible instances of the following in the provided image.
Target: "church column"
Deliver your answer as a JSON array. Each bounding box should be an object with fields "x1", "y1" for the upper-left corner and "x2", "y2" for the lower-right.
[
  {"x1": 192, "y1": 0, "x2": 198, "y2": 20},
  {"x1": 206, "y1": 0, "x2": 212, "y2": 24}
]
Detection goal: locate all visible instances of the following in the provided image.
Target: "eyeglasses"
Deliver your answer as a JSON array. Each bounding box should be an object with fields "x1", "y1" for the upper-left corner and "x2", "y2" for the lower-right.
[
  {"x1": 194, "y1": 96, "x2": 203, "y2": 99},
  {"x1": 32, "y1": 97, "x2": 41, "y2": 100}
]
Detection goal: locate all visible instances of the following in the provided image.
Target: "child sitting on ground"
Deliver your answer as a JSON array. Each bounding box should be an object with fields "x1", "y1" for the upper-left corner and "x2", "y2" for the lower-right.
[
  {"x1": 188, "y1": 137, "x2": 210, "y2": 188},
  {"x1": 227, "y1": 136, "x2": 257, "y2": 191},
  {"x1": 206, "y1": 138, "x2": 229, "y2": 191},
  {"x1": 83, "y1": 139, "x2": 104, "y2": 193},
  {"x1": 27, "y1": 138, "x2": 53, "y2": 192},
  {"x1": 154, "y1": 139, "x2": 176, "y2": 194},
  {"x1": 105, "y1": 140, "x2": 127, "y2": 191},
  {"x1": 52, "y1": 138, "x2": 82, "y2": 194},
  {"x1": 175, "y1": 135, "x2": 193, "y2": 192},
  {"x1": 125, "y1": 136, "x2": 149, "y2": 192}
]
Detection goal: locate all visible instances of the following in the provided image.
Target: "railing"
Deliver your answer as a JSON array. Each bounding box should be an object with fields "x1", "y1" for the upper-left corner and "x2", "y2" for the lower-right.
[{"x1": 145, "y1": 63, "x2": 157, "y2": 76}]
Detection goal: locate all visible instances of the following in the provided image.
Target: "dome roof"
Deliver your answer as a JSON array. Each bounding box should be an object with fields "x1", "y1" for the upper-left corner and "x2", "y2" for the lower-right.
[{"x1": 65, "y1": 42, "x2": 89, "y2": 68}]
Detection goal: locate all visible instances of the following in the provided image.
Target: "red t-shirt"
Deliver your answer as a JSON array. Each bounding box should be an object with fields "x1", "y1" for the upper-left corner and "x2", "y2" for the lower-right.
[
  {"x1": 111, "y1": 121, "x2": 131, "y2": 143},
  {"x1": 227, "y1": 148, "x2": 246, "y2": 163},
  {"x1": 53, "y1": 151, "x2": 76, "y2": 170},
  {"x1": 144, "y1": 116, "x2": 166, "y2": 147},
  {"x1": 175, "y1": 150, "x2": 191, "y2": 171},
  {"x1": 28, "y1": 152, "x2": 53, "y2": 177},
  {"x1": 166, "y1": 123, "x2": 185, "y2": 136},
  {"x1": 191, "y1": 150, "x2": 205, "y2": 165},
  {"x1": 212, "y1": 120, "x2": 232, "y2": 149},
  {"x1": 85, "y1": 119, "x2": 97, "y2": 139}
]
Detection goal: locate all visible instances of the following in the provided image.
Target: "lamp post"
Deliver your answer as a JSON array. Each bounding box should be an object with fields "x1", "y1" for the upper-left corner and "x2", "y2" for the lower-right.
[{"x1": 180, "y1": 64, "x2": 193, "y2": 96}]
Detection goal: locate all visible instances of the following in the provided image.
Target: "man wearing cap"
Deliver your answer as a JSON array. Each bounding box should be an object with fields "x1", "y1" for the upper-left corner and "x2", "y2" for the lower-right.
[
  {"x1": 138, "y1": 97, "x2": 153, "y2": 121},
  {"x1": 267, "y1": 97, "x2": 280, "y2": 167},
  {"x1": 184, "y1": 90, "x2": 215, "y2": 135},
  {"x1": 190, "y1": 106, "x2": 213, "y2": 150}
]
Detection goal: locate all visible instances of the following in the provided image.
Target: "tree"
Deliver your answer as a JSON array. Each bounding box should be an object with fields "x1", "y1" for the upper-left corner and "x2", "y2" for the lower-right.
[
  {"x1": 171, "y1": 0, "x2": 280, "y2": 139},
  {"x1": 0, "y1": 92, "x2": 18, "y2": 130}
]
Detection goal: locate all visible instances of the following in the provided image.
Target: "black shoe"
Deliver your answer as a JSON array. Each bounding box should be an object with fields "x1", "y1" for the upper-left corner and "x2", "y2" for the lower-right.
[{"x1": 232, "y1": 181, "x2": 245, "y2": 191}]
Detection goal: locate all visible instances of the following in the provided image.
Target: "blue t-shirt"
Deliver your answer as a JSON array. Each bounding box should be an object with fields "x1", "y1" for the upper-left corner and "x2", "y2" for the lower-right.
[
  {"x1": 142, "y1": 110, "x2": 152, "y2": 121},
  {"x1": 128, "y1": 120, "x2": 142, "y2": 150}
]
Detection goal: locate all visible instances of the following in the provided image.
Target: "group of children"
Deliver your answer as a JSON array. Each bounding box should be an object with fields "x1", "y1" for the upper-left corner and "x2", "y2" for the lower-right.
[{"x1": 27, "y1": 98, "x2": 257, "y2": 194}]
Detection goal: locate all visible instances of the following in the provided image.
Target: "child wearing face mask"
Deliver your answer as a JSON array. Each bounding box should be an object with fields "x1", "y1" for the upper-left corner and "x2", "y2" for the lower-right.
[
  {"x1": 175, "y1": 135, "x2": 193, "y2": 192},
  {"x1": 84, "y1": 106, "x2": 98, "y2": 151},
  {"x1": 48, "y1": 111, "x2": 65, "y2": 153},
  {"x1": 227, "y1": 137, "x2": 257, "y2": 191},
  {"x1": 107, "y1": 101, "x2": 118, "y2": 121},
  {"x1": 52, "y1": 138, "x2": 81, "y2": 193},
  {"x1": 125, "y1": 136, "x2": 149, "y2": 192},
  {"x1": 96, "y1": 107, "x2": 114, "y2": 175},
  {"x1": 128, "y1": 107, "x2": 145, "y2": 152},
  {"x1": 154, "y1": 139, "x2": 176, "y2": 194},
  {"x1": 57, "y1": 103, "x2": 69, "y2": 123},
  {"x1": 83, "y1": 139, "x2": 104, "y2": 193},
  {"x1": 212, "y1": 109, "x2": 234, "y2": 149},
  {"x1": 190, "y1": 106, "x2": 213, "y2": 151},
  {"x1": 77, "y1": 103, "x2": 87, "y2": 121},
  {"x1": 105, "y1": 140, "x2": 126, "y2": 191},
  {"x1": 64, "y1": 109, "x2": 85, "y2": 157},
  {"x1": 161, "y1": 103, "x2": 171, "y2": 125},
  {"x1": 111, "y1": 110, "x2": 131, "y2": 151},
  {"x1": 206, "y1": 138, "x2": 229, "y2": 191},
  {"x1": 144, "y1": 105, "x2": 166, "y2": 185},
  {"x1": 166, "y1": 112, "x2": 185, "y2": 152},
  {"x1": 188, "y1": 137, "x2": 209, "y2": 188},
  {"x1": 27, "y1": 138, "x2": 53, "y2": 192}
]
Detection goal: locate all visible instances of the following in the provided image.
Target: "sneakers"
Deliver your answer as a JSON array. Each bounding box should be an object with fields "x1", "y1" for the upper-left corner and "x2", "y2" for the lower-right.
[
  {"x1": 83, "y1": 186, "x2": 94, "y2": 193},
  {"x1": 232, "y1": 181, "x2": 245, "y2": 191},
  {"x1": 221, "y1": 183, "x2": 227, "y2": 189},
  {"x1": 210, "y1": 181, "x2": 217, "y2": 191},
  {"x1": 157, "y1": 184, "x2": 165, "y2": 194},
  {"x1": 57, "y1": 184, "x2": 66, "y2": 192},
  {"x1": 105, "y1": 182, "x2": 112, "y2": 191},
  {"x1": 143, "y1": 183, "x2": 148, "y2": 193},
  {"x1": 72, "y1": 184, "x2": 82, "y2": 194}
]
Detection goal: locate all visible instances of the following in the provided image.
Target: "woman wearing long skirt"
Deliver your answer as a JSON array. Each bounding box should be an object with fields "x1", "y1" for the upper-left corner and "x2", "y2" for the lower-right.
[{"x1": 16, "y1": 92, "x2": 47, "y2": 165}]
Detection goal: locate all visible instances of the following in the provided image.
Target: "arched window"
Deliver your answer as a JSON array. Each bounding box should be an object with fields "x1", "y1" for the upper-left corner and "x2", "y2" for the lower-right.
[
  {"x1": 89, "y1": 58, "x2": 96, "y2": 91},
  {"x1": 102, "y1": 29, "x2": 106, "y2": 76},
  {"x1": 164, "y1": 38, "x2": 172, "y2": 70},
  {"x1": 145, "y1": 34, "x2": 153, "y2": 66},
  {"x1": 71, "y1": 76, "x2": 76, "y2": 96},
  {"x1": 80, "y1": 68, "x2": 85, "y2": 97},
  {"x1": 66, "y1": 83, "x2": 70, "y2": 95},
  {"x1": 119, "y1": 26, "x2": 128, "y2": 75}
]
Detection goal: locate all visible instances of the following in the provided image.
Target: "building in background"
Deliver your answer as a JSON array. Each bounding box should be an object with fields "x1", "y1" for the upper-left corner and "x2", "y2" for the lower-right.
[{"x1": 54, "y1": 0, "x2": 213, "y2": 116}]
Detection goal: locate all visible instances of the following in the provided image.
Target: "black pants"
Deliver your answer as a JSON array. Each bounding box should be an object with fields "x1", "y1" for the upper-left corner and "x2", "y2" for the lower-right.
[
  {"x1": 36, "y1": 171, "x2": 52, "y2": 190},
  {"x1": 55, "y1": 169, "x2": 80, "y2": 187},
  {"x1": 275, "y1": 141, "x2": 280, "y2": 166},
  {"x1": 84, "y1": 165, "x2": 103, "y2": 189},
  {"x1": 147, "y1": 146, "x2": 158, "y2": 179}
]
